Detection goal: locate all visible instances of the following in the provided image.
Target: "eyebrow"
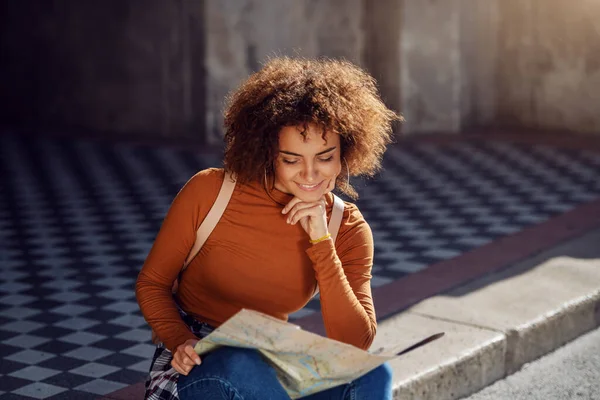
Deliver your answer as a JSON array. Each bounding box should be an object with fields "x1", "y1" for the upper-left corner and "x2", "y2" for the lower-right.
[{"x1": 279, "y1": 146, "x2": 337, "y2": 157}]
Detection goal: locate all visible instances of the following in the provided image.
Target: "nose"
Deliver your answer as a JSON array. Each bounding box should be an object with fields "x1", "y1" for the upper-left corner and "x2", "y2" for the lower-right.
[{"x1": 300, "y1": 162, "x2": 318, "y2": 183}]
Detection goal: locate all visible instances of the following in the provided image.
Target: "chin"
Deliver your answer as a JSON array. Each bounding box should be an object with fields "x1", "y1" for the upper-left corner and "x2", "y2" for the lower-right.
[{"x1": 292, "y1": 191, "x2": 324, "y2": 202}]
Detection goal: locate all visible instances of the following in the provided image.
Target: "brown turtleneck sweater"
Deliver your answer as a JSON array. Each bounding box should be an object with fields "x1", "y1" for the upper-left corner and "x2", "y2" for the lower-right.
[{"x1": 136, "y1": 168, "x2": 376, "y2": 352}]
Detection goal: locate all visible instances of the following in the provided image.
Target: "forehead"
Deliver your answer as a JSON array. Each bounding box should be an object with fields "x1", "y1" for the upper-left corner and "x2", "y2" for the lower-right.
[{"x1": 278, "y1": 124, "x2": 339, "y2": 151}]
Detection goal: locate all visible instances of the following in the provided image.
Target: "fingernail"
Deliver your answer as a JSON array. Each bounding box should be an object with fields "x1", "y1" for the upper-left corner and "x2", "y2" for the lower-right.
[{"x1": 196, "y1": 359, "x2": 201, "y2": 365}]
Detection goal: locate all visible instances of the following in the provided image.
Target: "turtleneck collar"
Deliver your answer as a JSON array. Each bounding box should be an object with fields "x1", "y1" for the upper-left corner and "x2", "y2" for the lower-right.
[{"x1": 266, "y1": 185, "x2": 295, "y2": 207}]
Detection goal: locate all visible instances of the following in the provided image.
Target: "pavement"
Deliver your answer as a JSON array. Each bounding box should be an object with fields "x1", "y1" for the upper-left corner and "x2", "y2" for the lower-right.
[
  {"x1": 1, "y1": 129, "x2": 599, "y2": 400},
  {"x1": 463, "y1": 325, "x2": 600, "y2": 400}
]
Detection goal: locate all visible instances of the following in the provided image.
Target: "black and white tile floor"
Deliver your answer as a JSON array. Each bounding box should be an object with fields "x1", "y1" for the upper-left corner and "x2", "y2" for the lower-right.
[{"x1": 1, "y1": 132, "x2": 599, "y2": 399}]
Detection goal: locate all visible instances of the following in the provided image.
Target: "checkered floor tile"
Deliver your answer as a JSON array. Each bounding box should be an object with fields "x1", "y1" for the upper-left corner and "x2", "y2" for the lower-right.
[{"x1": 1, "y1": 131, "x2": 599, "y2": 398}]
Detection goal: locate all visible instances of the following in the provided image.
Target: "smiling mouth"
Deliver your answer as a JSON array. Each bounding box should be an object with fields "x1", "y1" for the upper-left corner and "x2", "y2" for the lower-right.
[{"x1": 296, "y1": 181, "x2": 323, "y2": 191}]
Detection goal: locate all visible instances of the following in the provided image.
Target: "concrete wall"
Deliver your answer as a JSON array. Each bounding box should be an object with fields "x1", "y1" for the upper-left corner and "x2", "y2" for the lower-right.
[
  {"x1": 2, "y1": 0, "x2": 599, "y2": 141},
  {"x1": 363, "y1": 0, "x2": 402, "y2": 120},
  {"x1": 204, "y1": 0, "x2": 364, "y2": 143},
  {"x1": 364, "y1": 0, "x2": 500, "y2": 135},
  {"x1": 0, "y1": 0, "x2": 205, "y2": 140},
  {"x1": 366, "y1": 0, "x2": 600, "y2": 136},
  {"x1": 400, "y1": 0, "x2": 463, "y2": 133},
  {"x1": 459, "y1": 0, "x2": 500, "y2": 130},
  {"x1": 496, "y1": 0, "x2": 600, "y2": 134}
]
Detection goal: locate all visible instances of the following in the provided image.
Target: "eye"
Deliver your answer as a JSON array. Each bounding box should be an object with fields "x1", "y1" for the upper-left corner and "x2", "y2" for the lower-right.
[
  {"x1": 319, "y1": 156, "x2": 334, "y2": 162},
  {"x1": 282, "y1": 159, "x2": 298, "y2": 165}
]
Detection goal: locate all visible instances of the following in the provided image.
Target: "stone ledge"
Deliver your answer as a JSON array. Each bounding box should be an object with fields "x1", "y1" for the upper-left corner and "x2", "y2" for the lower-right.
[
  {"x1": 370, "y1": 313, "x2": 505, "y2": 400},
  {"x1": 388, "y1": 256, "x2": 600, "y2": 399}
]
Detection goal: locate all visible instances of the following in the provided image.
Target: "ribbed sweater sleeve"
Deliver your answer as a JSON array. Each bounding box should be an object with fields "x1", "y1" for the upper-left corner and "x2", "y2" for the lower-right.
[{"x1": 305, "y1": 206, "x2": 376, "y2": 350}]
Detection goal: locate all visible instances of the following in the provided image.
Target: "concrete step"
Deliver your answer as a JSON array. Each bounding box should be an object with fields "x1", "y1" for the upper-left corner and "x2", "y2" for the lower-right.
[{"x1": 377, "y1": 228, "x2": 600, "y2": 400}]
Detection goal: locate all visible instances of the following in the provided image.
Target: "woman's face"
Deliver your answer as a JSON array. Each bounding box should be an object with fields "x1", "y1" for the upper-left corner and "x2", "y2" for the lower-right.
[{"x1": 273, "y1": 124, "x2": 342, "y2": 202}]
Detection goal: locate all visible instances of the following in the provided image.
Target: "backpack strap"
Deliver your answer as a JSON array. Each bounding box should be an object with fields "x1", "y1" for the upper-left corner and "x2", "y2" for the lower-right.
[
  {"x1": 158, "y1": 171, "x2": 236, "y2": 341},
  {"x1": 182, "y1": 171, "x2": 237, "y2": 271},
  {"x1": 328, "y1": 194, "x2": 345, "y2": 243}
]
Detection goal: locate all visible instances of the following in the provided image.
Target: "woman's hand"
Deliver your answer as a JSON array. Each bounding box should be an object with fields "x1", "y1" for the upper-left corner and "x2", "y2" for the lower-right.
[
  {"x1": 282, "y1": 179, "x2": 335, "y2": 241},
  {"x1": 171, "y1": 338, "x2": 201, "y2": 375}
]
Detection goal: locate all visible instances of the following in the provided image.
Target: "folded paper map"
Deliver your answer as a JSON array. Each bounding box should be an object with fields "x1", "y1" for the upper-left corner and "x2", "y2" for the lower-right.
[{"x1": 194, "y1": 309, "x2": 443, "y2": 398}]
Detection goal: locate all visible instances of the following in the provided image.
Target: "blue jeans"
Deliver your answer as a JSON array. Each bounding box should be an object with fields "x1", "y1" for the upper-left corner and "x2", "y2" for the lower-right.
[{"x1": 177, "y1": 346, "x2": 392, "y2": 399}]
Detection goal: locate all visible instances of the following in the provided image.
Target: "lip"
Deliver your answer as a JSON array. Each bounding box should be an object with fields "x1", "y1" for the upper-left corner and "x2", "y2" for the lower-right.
[{"x1": 295, "y1": 181, "x2": 324, "y2": 192}]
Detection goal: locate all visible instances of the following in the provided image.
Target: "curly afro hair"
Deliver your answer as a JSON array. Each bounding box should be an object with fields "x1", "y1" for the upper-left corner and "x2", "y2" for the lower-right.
[{"x1": 222, "y1": 57, "x2": 401, "y2": 199}]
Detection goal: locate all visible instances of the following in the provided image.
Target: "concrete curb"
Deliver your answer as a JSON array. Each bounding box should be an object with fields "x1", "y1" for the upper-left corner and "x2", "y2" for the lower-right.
[
  {"x1": 372, "y1": 313, "x2": 507, "y2": 400},
  {"x1": 380, "y1": 256, "x2": 600, "y2": 400},
  {"x1": 504, "y1": 293, "x2": 600, "y2": 375}
]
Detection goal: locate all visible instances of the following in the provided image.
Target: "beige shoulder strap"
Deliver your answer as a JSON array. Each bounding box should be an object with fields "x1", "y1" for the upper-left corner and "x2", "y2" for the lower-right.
[
  {"x1": 328, "y1": 194, "x2": 345, "y2": 243},
  {"x1": 182, "y1": 171, "x2": 237, "y2": 270}
]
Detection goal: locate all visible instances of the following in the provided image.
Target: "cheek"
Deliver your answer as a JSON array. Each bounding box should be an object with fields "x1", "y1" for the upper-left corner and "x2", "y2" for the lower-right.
[
  {"x1": 325, "y1": 161, "x2": 343, "y2": 178},
  {"x1": 274, "y1": 163, "x2": 297, "y2": 182}
]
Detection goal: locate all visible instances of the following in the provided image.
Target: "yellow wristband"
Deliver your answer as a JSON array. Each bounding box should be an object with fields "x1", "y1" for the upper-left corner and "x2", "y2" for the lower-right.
[{"x1": 309, "y1": 233, "x2": 332, "y2": 244}]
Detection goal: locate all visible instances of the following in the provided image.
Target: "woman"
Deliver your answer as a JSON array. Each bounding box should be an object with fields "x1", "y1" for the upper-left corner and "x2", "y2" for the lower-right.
[{"x1": 136, "y1": 57, "x2": 399, "y2": 399}]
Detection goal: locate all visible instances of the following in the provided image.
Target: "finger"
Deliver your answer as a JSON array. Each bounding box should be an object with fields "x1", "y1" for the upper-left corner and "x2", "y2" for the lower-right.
[
  {"x1": 184, "y1": 345, "x2": 202, "y2": 365},
  {"x1": 288, "y1": 202, "x2": 325, "y2": 224},
  {"x1": 174, "y1": 348, "x2": 195, "y2": 369},
  {"x1": 171, "y1": 358, "x2": 189, "y2": 375},
  {"x1": 288, "y1": 198, "x2": 326, "y2": 214},
  {"x1": 290, "y1": 205, "x2": 325, "y2": 225},
  {"x1": 282, "y1": 197, "x2": 304, "y2": 214},
  {"x1": 177, "y1": 350, "x2": 197, "y2": 372},
  {"x1": 286, "y1": 202, "x2": 317, "y2": 223},
  {"x1": 172, "y1": 351, "x2": 185, "y2": 370}
]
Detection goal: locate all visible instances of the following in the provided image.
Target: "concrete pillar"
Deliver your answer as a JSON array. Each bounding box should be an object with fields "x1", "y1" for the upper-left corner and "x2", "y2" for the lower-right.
[
  {"x1": 394, "y1": 0, "x2": 499, "y2": 135},
  {"x1": 204, "y1": 0, "x2": 364, "y2": 144},
  {"x1": 459, "y1": 0, "x2": 500, "y2": 130},
  {"x1": 399, "y1": 0, "x2": 463, "y2": 134},
  {"x1": 367, "y1": 0, "x2": 467, "y2": 135},
  {"x1": 497, "y1": 0, "x2": 600, "y2": 134},
  {"x1": 363, "y1": 0, "x2": 403, "y2": 122},
  {"x1": 495, "y1": 0, "x2": 539, "y2": 128}
]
